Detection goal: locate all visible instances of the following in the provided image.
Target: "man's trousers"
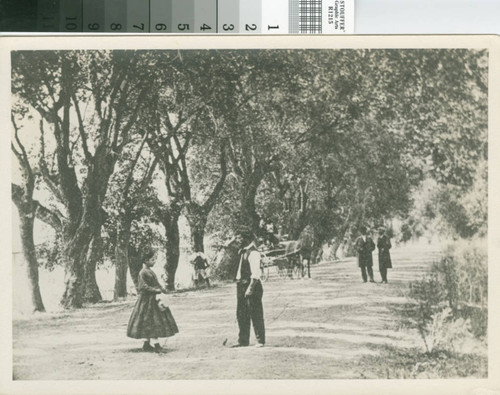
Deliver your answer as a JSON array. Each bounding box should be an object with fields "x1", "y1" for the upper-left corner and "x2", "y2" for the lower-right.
[
  {"x1": 360, "y1": 265, "x2": 374, "y2": 282},
  {"x1": 236, "y1": 280, "x2": 265, "y2": 346}
]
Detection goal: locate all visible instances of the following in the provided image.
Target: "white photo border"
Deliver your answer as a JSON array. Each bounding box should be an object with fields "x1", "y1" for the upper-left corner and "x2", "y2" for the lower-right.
[{"x1": 1, "y1": 34, "x2": 499, "y2": 395}]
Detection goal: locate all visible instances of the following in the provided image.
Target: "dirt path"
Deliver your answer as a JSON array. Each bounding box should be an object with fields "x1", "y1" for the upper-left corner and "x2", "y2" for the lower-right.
[{"x1": 13, "y1": 244, "x2": 442, "y2": 380}]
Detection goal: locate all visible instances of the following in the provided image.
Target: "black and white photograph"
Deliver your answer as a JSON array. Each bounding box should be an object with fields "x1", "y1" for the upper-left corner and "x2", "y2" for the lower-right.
[{"x1": 1, "y1": 35, "x2": 499, "y2": 394}]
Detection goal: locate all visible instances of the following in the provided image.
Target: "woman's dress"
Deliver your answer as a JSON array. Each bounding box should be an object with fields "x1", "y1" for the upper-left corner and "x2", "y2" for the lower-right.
[{"x1": 127, "y1": 267, "x2": 179, "y2": 339}]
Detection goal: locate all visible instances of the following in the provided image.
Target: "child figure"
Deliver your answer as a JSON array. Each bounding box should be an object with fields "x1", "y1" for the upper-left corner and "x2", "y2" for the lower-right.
[
  {"x1": 190, "y1": 251, "x2": 211, "y2": 288},
  {"x1": 127, "y1": 248, "x2": 179, "y2": 352}
]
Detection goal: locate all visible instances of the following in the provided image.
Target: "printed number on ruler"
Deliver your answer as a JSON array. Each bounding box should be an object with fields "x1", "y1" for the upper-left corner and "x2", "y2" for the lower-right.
[
  {"x1": 127, "y1": 0, "x2": 149, "y2": 32},
  {"x1": 28, "y1": 0, "x2": 354, "y2": 33},
  {"x1": 150, "y1": 0, "x2": 171, "y2": 32}
]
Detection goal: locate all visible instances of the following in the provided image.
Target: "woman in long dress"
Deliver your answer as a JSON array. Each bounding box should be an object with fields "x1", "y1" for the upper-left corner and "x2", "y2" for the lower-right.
[{"x1": 127, "y1": 249, "x2": 179, "y2": 352}]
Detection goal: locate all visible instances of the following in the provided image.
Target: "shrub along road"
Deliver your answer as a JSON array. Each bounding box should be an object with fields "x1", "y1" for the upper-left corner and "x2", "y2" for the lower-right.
[{"x1": 12, "y1": 242, "x2": 486, "y2": 380}]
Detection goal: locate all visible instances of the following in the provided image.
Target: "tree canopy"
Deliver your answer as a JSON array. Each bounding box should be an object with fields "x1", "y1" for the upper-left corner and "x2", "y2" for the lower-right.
[{"x1": 11, "y1": 48, "x2": 488, "y2": 309}]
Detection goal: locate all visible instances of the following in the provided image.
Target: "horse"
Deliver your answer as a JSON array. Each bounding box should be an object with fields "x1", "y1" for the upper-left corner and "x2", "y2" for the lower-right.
[
  {"x1": 283, "y1": 226, "x2": 316, "y2": 279},
  {"x1": 283, "y1": 240, "x2": 304, "y2": 278}
]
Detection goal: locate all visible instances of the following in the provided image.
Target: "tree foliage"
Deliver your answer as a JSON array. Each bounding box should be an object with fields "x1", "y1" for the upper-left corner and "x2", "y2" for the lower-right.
[{"x1": 11, "y1": 48, "x2": 487, "y2": 309}]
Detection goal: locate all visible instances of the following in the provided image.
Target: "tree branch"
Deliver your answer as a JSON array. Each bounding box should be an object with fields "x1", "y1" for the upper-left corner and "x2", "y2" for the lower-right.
[
  {"x1": 141, "y1": 156, "x2": 158, "y2": 188},
  {"x1": 227, "y1": 138, "x2": 243, "y2": 178},
  {"x1": 202, "y1": 139, "x2": 228, "y2": 212},
  {"x1": 72, "y1": 94, "x2": 93, "y2": 162},
  {"x1": 11, "y1": 114, "x2": 33, "y2": 178},
  {"x1": 53, "y1": 96, "x2": 82, "y2": 216},
  {"x1": 38, "y1": 120, "x2": 65, "y2": 205},
  {"x1": 11, "y1": 183, "x2": 24, "y2": 205},
  {"x1": 122, "y1": 131, "x2": 149, "y2": 200},
  {"x1": 11, "y1": 143, "x2": 23, "y2": 165},
  {"x1": 114, "y1": 84, "x2": 151, "y2": 151},
  {"x1": 35, "y1": 201, "x2": 63, "y2": 231}
]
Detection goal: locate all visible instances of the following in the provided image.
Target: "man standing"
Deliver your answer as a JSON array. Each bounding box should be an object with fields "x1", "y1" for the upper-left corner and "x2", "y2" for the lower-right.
[
  {"x1": 355, "y1": 226, "x2": 376, "y2": 283},
  {"x1": 377, "y1": 227, "x2": 392, "y2": 284},
  {"x1": 232, "y1": 226, "x2": 265, "y2": 348}
]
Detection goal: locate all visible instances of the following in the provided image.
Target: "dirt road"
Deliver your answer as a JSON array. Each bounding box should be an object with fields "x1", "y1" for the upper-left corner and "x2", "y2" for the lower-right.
[{"x1": 13, "y1": 244, "x2": 458, "y2": 380}]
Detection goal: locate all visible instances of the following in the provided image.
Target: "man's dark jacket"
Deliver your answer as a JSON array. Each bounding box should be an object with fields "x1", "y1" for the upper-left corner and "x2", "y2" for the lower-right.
[{"x1": 355, "y1": 236, "x2": 375, "y2": 267}]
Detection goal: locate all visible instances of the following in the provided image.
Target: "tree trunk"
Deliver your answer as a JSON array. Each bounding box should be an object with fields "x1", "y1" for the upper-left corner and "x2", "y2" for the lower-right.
[
  {"x1": 185, "y1": 203, "x2": 208, "y2": 253},
  {"x1": 60, "y1": 169, "x2": 112, "y2": 307},
  {"x1": 61, "y1": 237, "x2": 87, "y2": 309},
  {"x1": 216, "y1": 241, "x2": 240, "y2": 281},
  {"x1": 18, "y1": 212, "x2": 46, "y2": 312},
  {"x1": 330, "y1": 222, "x2": 351, "y2": 260},
  {"x1": 61, "y1": 241, "x2": 100, "y2": 308},
  {"x1": 162, "y1": 203, "x2": 181, "y2": 291},
  {"x1": 12, "y1": 183, "x2": 47, "y2": 312},
  {"x1": 60, "y1": 219, "x2": 98, "y2": 308},
  {"x1": 298, "y1": 183, "x2": 309, "y2": 228},
  {"x1": 83, "y1": 260, "x2": 101, "y2": 303},
  {"x1": 239, "y1": 181, "x2": 260, "y2": 232},
  {"x1": 114, "y1": 219, "x2": 132, "y2": 299},
  {"x1": 330, "y1": 239, "x2": 342, "y2": 260},
  {"x1": 82, "y1": 231, "x2": 103, "y2": 303},
  {"x1": 343, "y1": 237, "x2": 356, "y2": 258},
  {"x1": 128, "y1": 248, "x2": 142, "y2": 292},
  {"x1": 290, "y1": 184, "x2": 309, "y2": 239}
]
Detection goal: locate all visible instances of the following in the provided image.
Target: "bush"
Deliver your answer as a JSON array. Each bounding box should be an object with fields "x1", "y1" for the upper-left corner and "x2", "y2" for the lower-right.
[
  {"x1": 362, "y1": 346, "x2": 487, "y2": 378},
  {"x1": 400, "y1": 274, "x2": 446, "y2": 351},
  {"x1": 427, "y1": 307, "x2": 472, "y2": 353},
  {"x1": 459, "y1": 304, "x2": 487, "y2": 339},
  {"x1": 438, "y1": 240, "x2": 487, "y2": 338},
  {"x1": 400, "y1": 239, "x2": 487, "y2": 351}
]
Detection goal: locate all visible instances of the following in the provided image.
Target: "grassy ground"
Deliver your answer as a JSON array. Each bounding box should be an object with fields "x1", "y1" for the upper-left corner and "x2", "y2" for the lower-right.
[{"x1": 12, "y1": 243, "x2": 487, "y2": 380}]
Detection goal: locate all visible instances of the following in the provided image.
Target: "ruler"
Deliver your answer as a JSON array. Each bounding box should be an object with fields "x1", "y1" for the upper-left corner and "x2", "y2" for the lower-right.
[{"x1": 1, "y1": 0, "x2": 354, "y2": 33}]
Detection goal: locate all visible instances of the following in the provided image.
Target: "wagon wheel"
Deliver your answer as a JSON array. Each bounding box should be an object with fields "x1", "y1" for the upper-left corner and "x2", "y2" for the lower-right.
[
  {"x1": 291, "y1": 255, "x2": 305, "y2": 279},
  {"x1": 260, "y1": 257, "x2": 271, "y2": 282},
  {"x1": 276, "y1": 259, "x2": 288, "y2": 279},
  {"x1": 261, "y1": 262, "x2": 270, "y2": 282},
  {"x1": 285, "y1": 255, "x2": 293, "y2": 279}
]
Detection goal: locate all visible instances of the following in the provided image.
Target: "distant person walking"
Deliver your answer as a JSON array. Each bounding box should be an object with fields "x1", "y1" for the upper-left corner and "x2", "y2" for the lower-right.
[
  {"x1": 127, "y1": 248, "x2": 178, "y2": 353},
  {"x1": 231, "y1": 226, "x2": 266, "y2": 348},
  {"x1": 298, "y1": 225, "x2": 315, "y2": 279},
  {"x1": 355, "y1": 226, "x2": 376, "y2": 283},
  {"x1": 377, "y1": 227, "x2": 392, "y2": 284}
]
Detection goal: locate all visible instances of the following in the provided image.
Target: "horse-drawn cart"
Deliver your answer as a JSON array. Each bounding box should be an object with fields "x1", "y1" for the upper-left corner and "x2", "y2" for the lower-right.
[{"x1": 260, "y1": 241, "x2": 303, "y2": 281}]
